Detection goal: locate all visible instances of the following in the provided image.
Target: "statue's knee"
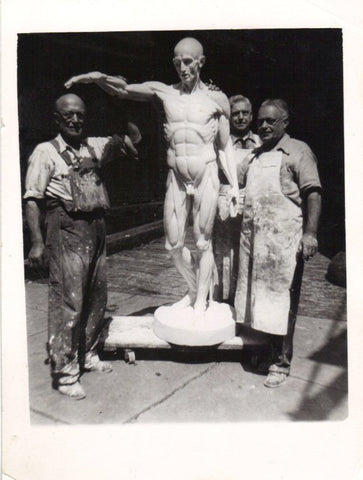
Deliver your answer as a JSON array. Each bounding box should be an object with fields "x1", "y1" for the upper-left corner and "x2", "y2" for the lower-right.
[
  {"x1": 196, "y1": 238, "x2": 211, "y2": 252},
  {"x1": 165, "y1": 239, "x2": 183, "y2": 254}
]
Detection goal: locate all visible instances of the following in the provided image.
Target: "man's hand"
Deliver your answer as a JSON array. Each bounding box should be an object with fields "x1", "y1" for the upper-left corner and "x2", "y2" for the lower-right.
[
  {"x1": 205, "y1": 79, "x2": 221, "y2": 91},
  {"x1": 226, "y1": 185, "x2": 239, "y2": 218},
  {"x1": 28, "y1": 242, "x2": 45, "y2": 269},
  {"x1": 298, "y1": 233, "x2": 318, "y2": 261},
  {"x1": 65, "y1": 72, "x2": 106, "y2": 89}
]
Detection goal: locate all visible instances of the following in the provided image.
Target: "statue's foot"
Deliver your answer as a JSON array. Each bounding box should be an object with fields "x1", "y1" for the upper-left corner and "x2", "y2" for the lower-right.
[
  {"x1": 171, "y1": 293, "x2": 196, "y2": 310},
  {"x1": 193, "y1": 301, "x2": 207, "y2": 318}
]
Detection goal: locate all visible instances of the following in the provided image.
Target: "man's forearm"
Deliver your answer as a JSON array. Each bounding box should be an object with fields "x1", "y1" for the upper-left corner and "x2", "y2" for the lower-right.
[
  {"x1": 26, "y1": 200, "x2": 44, "y2": 246},
  {"x1": 304, "y1": 191, "x2": 321, "y2": 235}
]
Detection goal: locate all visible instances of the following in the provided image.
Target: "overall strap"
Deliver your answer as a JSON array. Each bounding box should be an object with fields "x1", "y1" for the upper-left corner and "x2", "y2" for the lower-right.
[
  {"x1": 83, "y1": 142, "x2": 98, "y2": 162},
  {"x1": 49, "y1": 139, "x2": 73, "y2": 167}
]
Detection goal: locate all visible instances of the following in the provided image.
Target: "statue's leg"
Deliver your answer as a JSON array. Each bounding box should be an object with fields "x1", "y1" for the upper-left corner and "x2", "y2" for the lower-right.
[
  {"x1": 193, "y1": 164, "x2": 219, "y2": 314},
  {"x1": 164, "y1": 170, "x2": 196, "y2": 308}
]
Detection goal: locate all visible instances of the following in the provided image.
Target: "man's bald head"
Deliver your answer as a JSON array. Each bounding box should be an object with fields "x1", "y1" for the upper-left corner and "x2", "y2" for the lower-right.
[
  {"x1": 174, "y1": 37, "x2": 204, "y2": 58},
  {"x1": 54, "y1": 93, "x2": 85, "y2": 113},
  {"x1": 54, "y1": 93, "x2": 86, "y2": 144}
]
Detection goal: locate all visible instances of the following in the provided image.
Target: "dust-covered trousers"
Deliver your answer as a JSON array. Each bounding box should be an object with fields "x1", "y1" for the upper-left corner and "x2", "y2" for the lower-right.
[{"x1": 45, "y1": 201, "x2": 108, "y2": 385}]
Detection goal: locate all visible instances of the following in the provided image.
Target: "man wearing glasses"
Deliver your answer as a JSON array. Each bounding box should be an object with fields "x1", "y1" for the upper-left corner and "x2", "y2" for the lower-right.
[
  {"x1": 24, "y1": 93, "x2": 139, "y2": 399},
  {"x1": 65, "y1": 37, "x2": 238, "y2": 318},
  {"x1": 235, "y1": 99, "x2": 322, "y2": 388}
]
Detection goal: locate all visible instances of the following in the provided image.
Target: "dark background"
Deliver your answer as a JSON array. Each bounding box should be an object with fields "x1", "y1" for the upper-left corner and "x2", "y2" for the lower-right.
[{"x1": 18, "y1": 29, "x2": 344, "y2": 255}]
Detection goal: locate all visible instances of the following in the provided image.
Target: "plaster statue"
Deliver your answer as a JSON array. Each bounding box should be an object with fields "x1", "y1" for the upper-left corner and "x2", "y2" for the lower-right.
[{"x1": 65, "y1": 37, "x2": 238, "y2": 324}]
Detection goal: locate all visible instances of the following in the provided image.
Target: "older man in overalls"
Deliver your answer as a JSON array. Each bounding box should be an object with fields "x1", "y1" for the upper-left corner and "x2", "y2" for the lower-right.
[
  {"x1": 235, "y1": 99, "x2": 322, "y2": 388},
  {"x1": 24, "y1": 93, "x2": 138, "y2": 399}
]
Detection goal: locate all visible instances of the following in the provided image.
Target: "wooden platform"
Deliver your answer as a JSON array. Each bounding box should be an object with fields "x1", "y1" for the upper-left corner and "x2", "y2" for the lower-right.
[{"x1": 102, "y1": 315, "x2": 244, "y2": 362}]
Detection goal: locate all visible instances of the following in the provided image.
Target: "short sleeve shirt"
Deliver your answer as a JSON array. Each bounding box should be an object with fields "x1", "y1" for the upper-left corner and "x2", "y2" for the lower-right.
[
  {"x1": 24, "y1": 134, "x2": 112, "y2": 202},
  {"x1": 239, "y1": 133, "x2": 322, "y2": 206}
]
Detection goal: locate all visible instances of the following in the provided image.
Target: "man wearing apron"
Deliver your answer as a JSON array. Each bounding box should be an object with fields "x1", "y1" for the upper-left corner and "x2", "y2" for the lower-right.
[
  {"x1": 24, "y1": 93, "x2": 139, "y2": 399},
  {"x1": 235, "y1": 99, "x2": 322, "y2": 388},
  {"x1": 213, "y1": 95, "x2": 261, "y2": 304}
]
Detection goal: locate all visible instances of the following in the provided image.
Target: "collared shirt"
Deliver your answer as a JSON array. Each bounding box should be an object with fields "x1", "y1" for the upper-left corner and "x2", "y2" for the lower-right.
[
  {"x1": 24, "y1": 134, "x2": 113, "y2": 202},
  {"x1": 231, "y1": 130, "x2": 261, "y2": 150},
  {"x1": 240, "y1": 133, "x2": 322, "y2": 206}
]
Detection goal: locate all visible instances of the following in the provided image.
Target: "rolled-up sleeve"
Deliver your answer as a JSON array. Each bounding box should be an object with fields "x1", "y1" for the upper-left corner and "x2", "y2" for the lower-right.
[
  {"x1": 24, "y1": 146, "x2": 54, "y2": 200},
  {"x1": 295, "y1": 145, "x2": 322, "y2": 195}
]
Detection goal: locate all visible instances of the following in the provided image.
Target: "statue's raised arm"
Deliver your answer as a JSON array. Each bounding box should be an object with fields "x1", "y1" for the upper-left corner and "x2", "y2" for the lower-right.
[{"x1": 65, "y1": 71, "x2": 162, "y2": 102}]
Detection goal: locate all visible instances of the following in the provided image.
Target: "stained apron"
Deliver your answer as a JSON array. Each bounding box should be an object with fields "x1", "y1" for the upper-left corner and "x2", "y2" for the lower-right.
[{"x1": 235, "y1": 151, "x2": 303, "y2": 335}]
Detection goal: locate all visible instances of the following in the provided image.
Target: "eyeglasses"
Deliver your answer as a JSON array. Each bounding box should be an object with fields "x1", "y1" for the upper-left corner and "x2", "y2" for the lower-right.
[
  {"x1": 56, "y1": 111, "x2": 85, "y2": 122},
  {"x1": 256, "y1": 117, "x2": 287, "y2": 127}
]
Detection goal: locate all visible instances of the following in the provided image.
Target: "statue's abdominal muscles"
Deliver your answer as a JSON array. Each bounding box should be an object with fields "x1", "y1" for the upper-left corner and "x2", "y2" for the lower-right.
[{"x1": 163, "y1": 95, "x2": 220, "y2": 184}]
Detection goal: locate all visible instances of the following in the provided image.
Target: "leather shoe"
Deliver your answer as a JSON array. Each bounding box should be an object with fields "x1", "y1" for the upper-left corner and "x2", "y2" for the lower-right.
[
  {"x1": 84, "y1": 360, "x2": 113, "y2": 373},
  {"x1": 58, "y1": 382, "x2": 86, "y2": 400},
  {"x1": 264, "y1": 371, "x2": 288, "y2": 388}
]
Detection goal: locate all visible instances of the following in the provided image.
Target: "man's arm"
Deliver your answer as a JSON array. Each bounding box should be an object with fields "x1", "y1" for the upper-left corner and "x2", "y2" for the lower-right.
[
  {"x1": 299, "y1": 191, "x2": 322, "y2": 261},
  {"x1": 26, "y1": 199, "x2": 45, "y2": 268},
  {"x1": 65, "y1": 72, "x2": 162, "y2": 102}
]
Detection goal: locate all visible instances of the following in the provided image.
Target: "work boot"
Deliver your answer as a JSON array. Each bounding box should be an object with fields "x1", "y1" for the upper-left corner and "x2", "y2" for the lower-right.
[
  {"x1": 263, "y1": 364, "x2": 288, "y2": 388},
  {"x1": 58, "y1": 382, "x2": 86, "y2": 400},
  {"x1": 84, "y1": 353, "x2": 113, "y2": 373}
]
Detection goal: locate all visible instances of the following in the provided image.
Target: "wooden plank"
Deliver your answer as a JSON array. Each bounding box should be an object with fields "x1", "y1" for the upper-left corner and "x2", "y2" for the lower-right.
[{"x1": 103, "y1": 315, "x2": 243, "y2": 351}]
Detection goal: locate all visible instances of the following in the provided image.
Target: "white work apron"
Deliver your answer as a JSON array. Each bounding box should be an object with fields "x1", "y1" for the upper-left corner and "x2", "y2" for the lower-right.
[{"x1": 234, "y1": 151, "x2": 303, "y2": 335}]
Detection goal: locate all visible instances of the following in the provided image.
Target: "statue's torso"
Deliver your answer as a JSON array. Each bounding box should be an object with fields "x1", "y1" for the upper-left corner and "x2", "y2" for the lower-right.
[{"x1": 155, "y1": 85, "x2": 222, "y2": 184}]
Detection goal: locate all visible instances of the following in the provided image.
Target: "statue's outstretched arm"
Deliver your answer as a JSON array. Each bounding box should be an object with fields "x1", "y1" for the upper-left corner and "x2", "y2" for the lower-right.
[{"x1": 64, "y1": 72, "x2": 158, "y2": 101}]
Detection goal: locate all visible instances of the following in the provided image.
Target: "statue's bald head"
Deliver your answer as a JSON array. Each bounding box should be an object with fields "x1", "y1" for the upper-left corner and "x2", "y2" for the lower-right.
[
  {"x1": 54, "y1": 93, "x2": 85, "y2": 113},
  {"x1": 174, "y1": 37, "x2": 204, "y2": 59},
  {"x1": 173, "y1": 38, "x2": 205, "y2": 87}
]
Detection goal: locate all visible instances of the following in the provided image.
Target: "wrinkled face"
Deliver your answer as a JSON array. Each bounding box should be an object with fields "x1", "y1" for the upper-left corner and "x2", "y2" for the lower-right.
[
  {"x1": 257, "y1": 105, "x2": 288, "y2": 146},
  {"x1": 230, "y1": 100, "x2": 253, "y2": 135},
  {"x1": 55, "y1": 96, "x2": 85, "y2": 141}
]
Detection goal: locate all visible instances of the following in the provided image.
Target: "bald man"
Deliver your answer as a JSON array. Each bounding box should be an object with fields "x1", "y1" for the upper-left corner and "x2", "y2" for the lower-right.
[
  {"x1": 24, "y1": 93, "x2": 139, "y2": 399},
  {"x1": 65, "y1": 37, "x2": 238, "y2": 315}
]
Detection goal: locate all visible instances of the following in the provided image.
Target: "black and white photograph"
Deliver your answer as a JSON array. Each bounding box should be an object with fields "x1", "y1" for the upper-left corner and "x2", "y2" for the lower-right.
[
  {"x1": 18, "y1": 28, "x2": 346, "y2": 422},
  {"x1": 2, "y1": 1, "x2": 362, "y2": 479}
]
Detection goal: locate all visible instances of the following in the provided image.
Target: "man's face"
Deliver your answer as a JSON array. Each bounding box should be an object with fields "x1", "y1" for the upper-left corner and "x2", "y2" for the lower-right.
[
  {"x1": 173, "y1": 54, "x2": 203, "y2": 85},
  {"x1": 55, "y1": 96, "x2": 85, "y2": 141},
  {"x1": 230, "y1": 100, "x2": 253, "y2": 135},
  {"x1": 257, "y1": 105, "x2": 288, "y2": 146}
]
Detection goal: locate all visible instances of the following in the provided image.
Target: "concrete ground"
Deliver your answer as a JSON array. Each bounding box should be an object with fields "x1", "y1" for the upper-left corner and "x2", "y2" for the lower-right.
[{"x1": 25, "y1": 227, "x2": 347, "y2": 424}]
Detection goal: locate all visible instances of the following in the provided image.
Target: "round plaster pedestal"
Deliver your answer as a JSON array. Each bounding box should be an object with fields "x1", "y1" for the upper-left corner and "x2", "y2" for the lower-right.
[{"x1": 153, "y1": 302, "x2": 236, "y2": 346}]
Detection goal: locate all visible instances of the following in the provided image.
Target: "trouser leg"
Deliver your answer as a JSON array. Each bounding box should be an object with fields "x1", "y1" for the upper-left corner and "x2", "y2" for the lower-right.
[
  {"x1": 269, "y1": 255, "x2": 304, "y2": 373},
  {"x1": 47, "y1": 208, "x2": 90, "y2": 386},
  {"x1": 213, "y1": 213, "x2": 241, "y2": 304},
  {"x1": 82, "y1": 218, "x2": 108, "y2": 364}
]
